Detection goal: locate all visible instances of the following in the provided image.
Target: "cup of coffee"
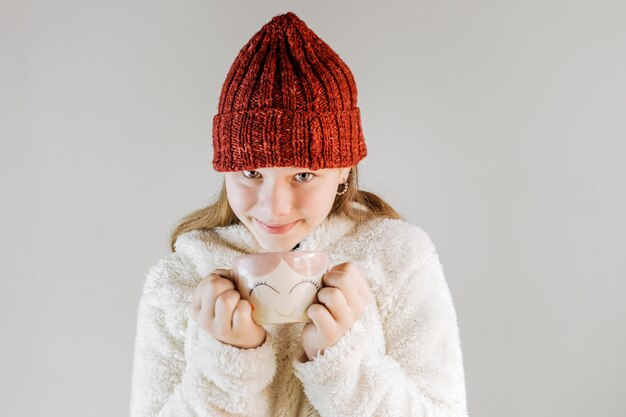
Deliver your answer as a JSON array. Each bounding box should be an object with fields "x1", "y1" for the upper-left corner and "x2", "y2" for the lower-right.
[{"x1": 231, "y1": 251, "x2": 329, "y2": 324}]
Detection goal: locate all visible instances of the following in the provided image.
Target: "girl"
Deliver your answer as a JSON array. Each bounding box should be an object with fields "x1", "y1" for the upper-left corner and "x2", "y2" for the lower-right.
[{"x1": 130, "y1": 11, "x2": 468, "y2": 417}]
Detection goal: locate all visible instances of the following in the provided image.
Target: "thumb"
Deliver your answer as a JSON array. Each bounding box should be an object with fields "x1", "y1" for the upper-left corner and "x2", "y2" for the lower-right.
[{"x1": 329, "y1": 261, "x2": 351, "y2": 272}]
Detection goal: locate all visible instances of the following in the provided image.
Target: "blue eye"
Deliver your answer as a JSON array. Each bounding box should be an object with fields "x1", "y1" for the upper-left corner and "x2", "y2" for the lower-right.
[
  {"x1": 242, "y1": 170, "x2": 261, "y2": 179},
  {"x1": 295, "y1": 172, "x2": 315, "y2": 182}
]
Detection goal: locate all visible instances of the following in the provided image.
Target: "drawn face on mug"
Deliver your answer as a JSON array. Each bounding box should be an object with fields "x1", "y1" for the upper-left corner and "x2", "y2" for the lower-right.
[{"x1": 232, "y1": 251, "x2": 329, "y2": 324}]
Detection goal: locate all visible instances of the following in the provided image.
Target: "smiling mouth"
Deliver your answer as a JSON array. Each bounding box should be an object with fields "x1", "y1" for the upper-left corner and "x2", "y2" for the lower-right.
[
  {"x1": 255, "y1": 219, "x2": 300, "y2": 235},
  {"x1": 274, "y1": 307, "x2": 297, "y2": 317}
]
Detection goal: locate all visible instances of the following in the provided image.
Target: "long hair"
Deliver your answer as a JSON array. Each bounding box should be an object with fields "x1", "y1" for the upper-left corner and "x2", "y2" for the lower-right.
[{"x1": 169, "y1": 165, "x2": 403, "y2": 252}]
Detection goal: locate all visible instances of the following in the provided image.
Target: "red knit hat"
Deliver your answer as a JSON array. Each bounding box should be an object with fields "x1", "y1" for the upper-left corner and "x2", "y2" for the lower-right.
[{"x1": 212, "y1": 12, "x2": 367, "y2": 172}]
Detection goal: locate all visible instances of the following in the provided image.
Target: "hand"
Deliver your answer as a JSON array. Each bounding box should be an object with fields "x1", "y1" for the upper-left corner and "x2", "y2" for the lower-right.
[
  {"x1": 188, "y1": 269, "x2": 266, "y2": 349},
  {"x1": 301, "y1": 262, "x2": 374, "y2": 361}
]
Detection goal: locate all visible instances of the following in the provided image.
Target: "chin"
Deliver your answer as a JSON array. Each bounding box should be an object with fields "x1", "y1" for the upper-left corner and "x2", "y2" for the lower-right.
[
  {"x1": 250, "y1": 218, "x2": 306, "y2": 252},
  {"x1": 259, "y1": 239, "x2": 298, "y2": 253}
]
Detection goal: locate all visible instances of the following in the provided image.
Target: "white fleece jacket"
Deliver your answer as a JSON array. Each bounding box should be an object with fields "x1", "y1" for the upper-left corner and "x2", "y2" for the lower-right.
[{"x1": 129, "y1": 213, "x2": 469, "y2": 417}]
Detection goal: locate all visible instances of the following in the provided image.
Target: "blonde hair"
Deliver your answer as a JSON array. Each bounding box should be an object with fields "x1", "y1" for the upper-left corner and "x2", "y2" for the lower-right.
[{"x1": 169, "y1": 165, "x2": 403, "y2": 252}]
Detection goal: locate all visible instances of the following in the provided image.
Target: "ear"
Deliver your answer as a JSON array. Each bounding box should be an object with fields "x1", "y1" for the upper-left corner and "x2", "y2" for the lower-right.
[{"x1": 339, "y1": 167, "x2": 351, "y2": 183}]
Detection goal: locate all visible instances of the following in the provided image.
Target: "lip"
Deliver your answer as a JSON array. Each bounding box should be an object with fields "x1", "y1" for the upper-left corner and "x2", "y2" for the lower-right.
[{"x1": 255, "y1": 218, "x2": 300, "y2": 234}]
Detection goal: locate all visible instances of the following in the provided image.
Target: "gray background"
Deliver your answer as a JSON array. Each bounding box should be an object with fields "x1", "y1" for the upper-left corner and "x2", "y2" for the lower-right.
[{"x1": 1, "y1": 1, "x2": 625, "y2": 416}]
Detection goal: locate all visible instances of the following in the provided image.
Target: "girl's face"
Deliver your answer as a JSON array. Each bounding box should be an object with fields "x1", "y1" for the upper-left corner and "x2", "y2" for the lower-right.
[{"x1": 224, "y1": 166, "x2": 351, "y2": 252}]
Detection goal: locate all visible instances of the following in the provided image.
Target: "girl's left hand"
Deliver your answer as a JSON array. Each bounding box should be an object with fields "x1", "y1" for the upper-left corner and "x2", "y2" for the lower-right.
[{"x1": 300, "y1": 262, "x2": 374, "y2": 362}]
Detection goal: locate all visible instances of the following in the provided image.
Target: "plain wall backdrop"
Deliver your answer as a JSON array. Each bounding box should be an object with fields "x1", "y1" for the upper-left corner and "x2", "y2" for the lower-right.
[{"x1": 1, "y1": 1, "x2": 625, "y2": 416}]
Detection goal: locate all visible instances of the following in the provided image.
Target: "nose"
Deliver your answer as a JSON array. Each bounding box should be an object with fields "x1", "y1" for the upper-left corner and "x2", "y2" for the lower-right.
[{"x1": 259, "y1": 180, "x2": 293, "y2": 218}]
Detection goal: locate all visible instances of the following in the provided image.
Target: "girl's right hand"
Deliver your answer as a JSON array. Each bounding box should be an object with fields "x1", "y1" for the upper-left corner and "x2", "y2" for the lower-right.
[{"x1": 188, "y1": 269, "x2": 266, "y2": 349}]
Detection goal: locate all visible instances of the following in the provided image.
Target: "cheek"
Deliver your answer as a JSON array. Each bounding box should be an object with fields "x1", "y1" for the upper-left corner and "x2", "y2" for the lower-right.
[
  {"x1": 297, "y1": 184, "x2": 336, "y2": 215},
  {"x1": 226, "y1": 182, "x2": 256, "y2": 213}
]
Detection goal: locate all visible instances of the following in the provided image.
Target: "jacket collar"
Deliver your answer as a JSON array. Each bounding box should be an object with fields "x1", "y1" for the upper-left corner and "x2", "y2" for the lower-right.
[{"x1": 174, "y1": 212, "x2": 358, "y2": 278}]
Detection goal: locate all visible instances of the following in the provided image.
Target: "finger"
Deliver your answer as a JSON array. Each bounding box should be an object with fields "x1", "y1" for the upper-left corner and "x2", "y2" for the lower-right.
[
  {"x1": 328, "y1": 261, "x2": 352, "y2": 273},
  {"x1": 214, "y1": 289, "x2": 240, "y2": 333},
  {"x1": 213, "y1": 269, "x2": 240, "y2": 295},
  {"x1": 212, "y1": 268, "x2": 234, "y2": 282},
  {"x1": 204, "y1": 275, "x2": 236, "y2": 315},
  {"x1": 331, "y1": 262, "x2": 373, "y2": 304},
  {"x1": 232, "y1": 299, "x2": 254, "y2": 330},
  {"x1": 193, "y1": 272, "x2": 234, "y2": 307},
  {"x1": 211, "y1": 275, "x2": 236, "y2": 293},
  {"x1": 207, "y1": 269, "x2": 236, "y2": 290},
  {"x1": 306, "y1": 303, "x2": 337, "y2": 336},
  {"x1": 316, "y1": 287, "x2": 353, "y2": 327},
  {"x1": 322, "y1": 269, "x2": 361, "y2": 310}
]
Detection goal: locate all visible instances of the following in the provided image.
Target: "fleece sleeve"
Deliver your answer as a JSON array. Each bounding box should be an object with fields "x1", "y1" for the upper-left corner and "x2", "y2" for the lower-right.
[
  {"x1": 291, "y1": 234, "x2": 468, "y2": 417},
  {"x1": 129, "y1": 255, "x2": 277, "y2": 417}
]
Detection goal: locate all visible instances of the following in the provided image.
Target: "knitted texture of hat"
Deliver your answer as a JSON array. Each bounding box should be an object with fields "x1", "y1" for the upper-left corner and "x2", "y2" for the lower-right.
[{"x1": 212, "y1": 11, "x2": 367, "y2": 172}]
